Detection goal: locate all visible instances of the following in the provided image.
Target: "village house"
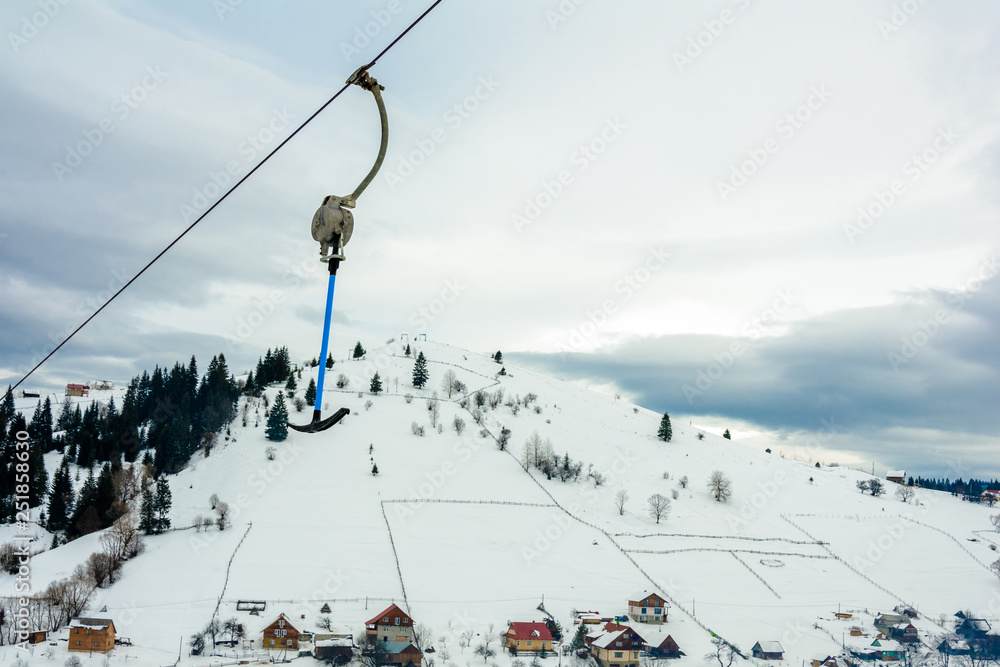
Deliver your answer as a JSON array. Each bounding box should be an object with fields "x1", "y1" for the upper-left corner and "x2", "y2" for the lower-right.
[
  {"x1": 589, "y1": 626, "x2": 646, "y2": 667},
  {"x1": 812, "y1": 654, "x2": 859, "y2": 667},
  {"x1": 263, "y1": 613, "x2": 300, "y2": 650},
  {"x1": 382, "y1": 641, "x2": 424, "y2": 666},
  {"x1": 865, "y1": 638, "x2": 905, "y2": 661},
  {"x1": 366, "y1": 604, "x2": 414, "y2": 644},
  {"x1": 315, "y1": 638, "x2": 354, "y2": 664},
  {"x1": 893, "y1": 606, "x2": 918, "y2": 619},
  {"x1": 627, "y1": 591, "x2": 669, "y2": 624},
  {"x1": 981, "y1": 490, "x2": 1000, "y2": 505},
  {"x1": 642, "y1": 630, "x2": 685, "y2": 659},
  {"x1": 504, "y1": 622, "x2": 554, "y2": 655},
  {"x1": 68, "y1": 618, "x2": 115, "y2": 653},
  {"x1": 886, "y1": 471, "x2": 907, "y2": 484},
  {"x1": 752, "y1": 641, "x2": 785, "y2": 660}
]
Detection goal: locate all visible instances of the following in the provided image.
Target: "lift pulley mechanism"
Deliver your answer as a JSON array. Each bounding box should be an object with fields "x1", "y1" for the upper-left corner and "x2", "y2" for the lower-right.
[{"x1": 290, "y1": 66, "x2": 389, "y2": 434}]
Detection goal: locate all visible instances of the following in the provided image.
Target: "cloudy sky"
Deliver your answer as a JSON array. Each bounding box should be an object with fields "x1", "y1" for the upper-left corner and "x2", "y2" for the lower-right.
[{"x1": 1, "y1": 1, "x2": 998, "y2": 478}]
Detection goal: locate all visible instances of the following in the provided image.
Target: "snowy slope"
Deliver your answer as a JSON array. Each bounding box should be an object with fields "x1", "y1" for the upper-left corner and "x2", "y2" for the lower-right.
[{"x1": 3, "y1": 341, "x2": 1000, "y2": 667}]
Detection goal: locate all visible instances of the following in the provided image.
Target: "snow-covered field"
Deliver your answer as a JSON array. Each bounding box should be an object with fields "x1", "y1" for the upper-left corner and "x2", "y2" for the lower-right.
[{"x1": 3, "y1": 341, "x2": 999, "y2": 667}]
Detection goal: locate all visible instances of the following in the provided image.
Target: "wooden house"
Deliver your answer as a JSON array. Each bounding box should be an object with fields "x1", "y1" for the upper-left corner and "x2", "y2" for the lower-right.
[
  {"x1": 366, "y1": 604, "x2": 414, "y2": 644},
  {"x1": 263, "y1": 613, "x2": 300, "y2": 650},
  {"x1": 752, "y1": 641, "x2": 784, "y2": 660},
  {"x1": 589, "y1": 626, "x2": 646, "y2": 667},
  {"x1": 68, "y1": 618, "x2": 115, "y2": 653},
  {"x1": 644, "y1": 632, "x2": 685, "y2": 659},
  {"x1": 627, "y1": 590, "x2": 669, "y2": 624},
  {"x1": 868, "y1": 638, "x2": 904, "y2": 661},
  {"x1": 66, "y1": 384, "x2": 89, "y2": 397},
  {"x1": 27, "y1": 630, "x2": 48, "y2": 644},
  {"x1": 382, "y1": 642, "x2": 423, "y2": 666},
  {"x1": 315, "y1": 638, "x2": 354, "y2": 664},
  {"x1": 886, "y1": 471, "x2": 906, "y2": 484},
  {"x1": 504, "y1": 622, "x2": 553, "y2": 655}
]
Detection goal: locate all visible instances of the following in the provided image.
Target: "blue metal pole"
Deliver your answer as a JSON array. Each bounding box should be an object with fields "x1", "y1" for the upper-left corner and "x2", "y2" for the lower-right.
[{"x1": 314, "y1": 273, "x2": 337, "y2": 412}]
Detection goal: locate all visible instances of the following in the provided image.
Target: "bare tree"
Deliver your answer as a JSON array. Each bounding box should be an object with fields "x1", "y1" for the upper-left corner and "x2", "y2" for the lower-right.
[
  {"x1": 442, "y1": 370, "x2": 458, "y2": 398},
  {"x1": 991, "y1": 514, "x2": 1000, "y2": 531},
  {"x1": 474, "y1": 644, "x2": 496, "y2": 663},
  {"x1": 429, "y1": 401, "x2": 440, "y2": 428},
  {"x1": 99, "y1": 511, "x2": 144, "y2": 578},
  {"x1": 895, "y1": 486, "x2": 915, "y2": 503},
  {"x1": 679, "y1": 475, "x2": 689, "y2": 489},
  {"x1": 991, "y1": 558, "x2": 1000, "y2": 580},
  {"x1": 85, "y1": 552, "x2": 114, "y2": 588},
  {"x1": 704, "y1": 637, "x2": 736, "y2": 667},
  {"x1": 483, "y1": 625, "x2": 498, "y2": 649},
  {"x1": 647, "y1": 494, "x2": 671, "y2": 523},
  {"x1": 453, "y1": 416, "x2": 466, "y2": 435},
  {"x1": 707, "y1": 470, "x2": 733, "y2": 502},
  {"x1": 869, "y1": 479, "x2": 886, "y2": 497},
  {"x1": 459, "y1": 630, "x2": 474, "y2": 652},
  {"x1": 215, "y1": 500, "x2": 230, "y2": 531},
  {"x1": 413, "y1": 623, "x2": 433, "y2": 651},
  {"x1": 316, "y1": 615, "x2": 333, "y2": 630},
  {"x1": 614, "y1": 489, "x2": 629, "y2": 515}
]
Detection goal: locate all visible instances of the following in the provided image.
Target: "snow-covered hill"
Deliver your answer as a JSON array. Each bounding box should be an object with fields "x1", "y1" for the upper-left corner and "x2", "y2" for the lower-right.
[{"x1": 4, "y1": 340, "x2": 1000, "y2": 667}]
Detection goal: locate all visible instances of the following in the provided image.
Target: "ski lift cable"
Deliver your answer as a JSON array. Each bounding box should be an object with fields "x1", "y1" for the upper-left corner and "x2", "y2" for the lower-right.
[{"x1": 10, "y1": 0, "x2": 445, "y2": 394}]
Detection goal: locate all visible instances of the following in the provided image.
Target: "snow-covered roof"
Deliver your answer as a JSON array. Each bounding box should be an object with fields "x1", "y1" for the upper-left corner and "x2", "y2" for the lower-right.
[
  {"x1": 70, "y1": 618, "x2": 113, "y2": 629},
  {"x1": 755, "y1": 641, "x2": 784, "y2": 654},
  {"x1": 381, "y1": 641, "x2": 419, "y2": 655},
  {"x1": 316, "y1": 638, "x2": 353, "y2": 648},
  {"x1": 887, "y1": 470, "x2": 906, "y2": 478}
]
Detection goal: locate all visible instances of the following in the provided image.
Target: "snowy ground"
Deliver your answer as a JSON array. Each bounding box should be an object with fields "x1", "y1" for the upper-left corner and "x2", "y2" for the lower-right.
[{"x1": 3, "y1": 341, "x2": 1000, "y2": 667}]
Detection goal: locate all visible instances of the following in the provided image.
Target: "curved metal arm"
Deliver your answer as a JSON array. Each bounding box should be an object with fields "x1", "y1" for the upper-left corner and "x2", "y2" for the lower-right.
[{"x1": 347, "y1": 68, "x2": 389, "y2": 204}]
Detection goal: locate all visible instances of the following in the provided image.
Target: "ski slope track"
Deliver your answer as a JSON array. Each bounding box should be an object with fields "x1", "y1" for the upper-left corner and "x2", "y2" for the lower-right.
[{"x1": 3, "y1": 341, "x2": 1000, "y2": 667}]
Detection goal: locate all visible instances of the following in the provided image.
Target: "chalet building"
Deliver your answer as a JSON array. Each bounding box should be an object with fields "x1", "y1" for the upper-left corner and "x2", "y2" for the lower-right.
[
  {"x1": 589, "y1": 627, "x2": 646, "y2": 667},
  {"x1": 68, "y1": 618, "x2": 115, "y2": 653},
  {"x1": 66, "y1": 384, "x2": 89, "y2": 397},
  {"x1": 27, "y1": 630, "x2": 48, "y2": 644},
  {"x1": 366, "y1": 604, "x2": 414, "y2": 644},
  {"x1": 886, "y1": 471, "x2": 906, "y2": 484},
  {"x1": 957, "y1": 618, "x2": 991, "y2": 640},
  {"x1": 874, "y1": 614, "x2": 909, "y2": 636},
  {"x1": 861, "y1": 638, "x2": 904, "y2": 661},
  {"x1": 937, "y1": 639, "x2": 971, "y2": 656},
  {"x1": 263, "y1": 613, "x2": 300, "y2": 650},
  {"x1": 382, "y1": 641, "x2": 423, "y2": 666},
  {"x1": 752, "y1": 641, "x2": 785, "y2": 660},
  {"x1": 627, "y1": 590, "x2": 669, "y2": 624},
  {"x1": 504, "y1": 622, "x2": 553, "y2": 655}
]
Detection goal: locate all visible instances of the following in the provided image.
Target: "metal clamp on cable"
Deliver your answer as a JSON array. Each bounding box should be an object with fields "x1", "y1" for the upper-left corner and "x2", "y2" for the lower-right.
[{"x1": 311, "y1": 67, "x2": 389, "y2": 262}]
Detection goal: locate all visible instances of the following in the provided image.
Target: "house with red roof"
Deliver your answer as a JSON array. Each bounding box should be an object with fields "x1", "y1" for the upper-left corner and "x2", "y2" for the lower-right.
[
  {"x1": 504, "y1": 622, "x2": 553, "y2": 655},
  {"x1": 366, "y1": 604, "x2": 414, "y2": 644}
]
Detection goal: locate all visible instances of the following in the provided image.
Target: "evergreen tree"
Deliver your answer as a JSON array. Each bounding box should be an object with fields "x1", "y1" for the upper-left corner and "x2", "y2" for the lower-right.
[
  {"x1": 723, "y1": 429, "x2": 731, "y2": 440},
  {"x1": 404, "y1": 344, "x2": 411, "y2": 357},
  {"x1": 657, "y1": 412, "x2": 673, "y2": 442},
  {"x1": 153, "y1": 476, "x2": 172, "y2": 532},
  {"x1": 353, "y1": 341, "x2": 366, "y2": 359},
  {"x1": 56, "y1": 396, "x2": 75, "y2": 432},
  {"x1": 285, "y1": 372, "x2": 297, "y2": 392},
  {"x1": 139, "y1": 487, "x2": 156, "y2": 534},
  {"x1": 371, "y1": 462, "x2": 379, "y2": 475},
  {"x1": 244, "y1": 370, "x2": 256, "y2": 397},
  {"x1": 69, "y1": 469, "x2": 99, "y2": 537},
  {"x1": 370, "y1": 373, "x2": 383, "y2": 395},
  {"x1": 494, "y1": 350, "x2": 503, "y2": 364},
  {"x1": 0, "y1": 386, "x2": 15, "y2": 437},
  {"x1": 326, "y1": 353, "x2": 334, "y2": 369},
  {"x1": 46, "y1": 456, "x2": 74, "y2": 531},
  {"x1": 265, "y1": 393, "x2": 289, "y2": 442},
  {"x1": 569, "y1": 624, "x2": 588, "y2": 650},
  {"x1": 27, "y1": 435, "x2": 48, "y2": 508},
  {"x1": 305, "y1": 378, "x2": 317, "y2": 406},
  {"x1": 412, "y1": 352, "x2": 429, "y2": 389},
  {"x1": 95, "y1": 462, "x2": 117, "y2": 526}
]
